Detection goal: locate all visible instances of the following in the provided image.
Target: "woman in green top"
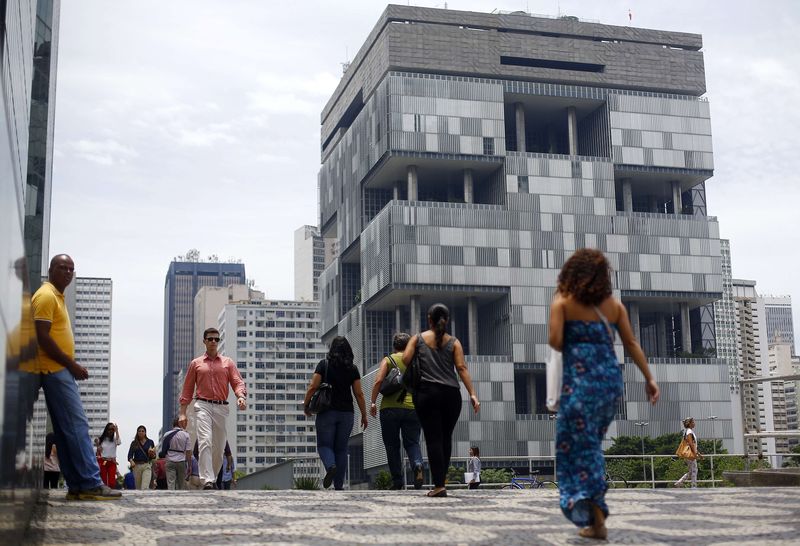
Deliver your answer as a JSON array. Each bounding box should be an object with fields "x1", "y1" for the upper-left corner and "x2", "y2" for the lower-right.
[{"x1": 370, "y1": 333, "x2": 424, "y2": 490}]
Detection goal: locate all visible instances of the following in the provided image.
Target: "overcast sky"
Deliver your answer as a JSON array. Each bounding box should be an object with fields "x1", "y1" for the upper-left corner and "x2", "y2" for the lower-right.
[{"x1": 50, "y1": 1, "x2": 800, "y2": 440}]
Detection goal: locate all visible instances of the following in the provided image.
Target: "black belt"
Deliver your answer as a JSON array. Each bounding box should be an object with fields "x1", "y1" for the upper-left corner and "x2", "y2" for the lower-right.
[{"x1": 196, "y1": 397, "x2": 228, "y2": 405}]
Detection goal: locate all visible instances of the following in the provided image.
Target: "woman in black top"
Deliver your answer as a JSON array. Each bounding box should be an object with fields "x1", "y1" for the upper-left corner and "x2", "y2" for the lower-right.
[
  {"x1": 127, "y1": 425, "x2": 156, "y2": 490},
  {"x1": 304, "y1": 336, "x2": 368, "y2": 490},
  {"x1": 403, "y1": 303, "x2": 480, "y2": 497}
]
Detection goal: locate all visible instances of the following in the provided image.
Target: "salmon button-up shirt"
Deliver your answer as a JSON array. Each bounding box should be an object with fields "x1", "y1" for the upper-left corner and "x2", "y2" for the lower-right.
[{"x1": 179, "y1": 353, "x2": 246, "y2": 406}]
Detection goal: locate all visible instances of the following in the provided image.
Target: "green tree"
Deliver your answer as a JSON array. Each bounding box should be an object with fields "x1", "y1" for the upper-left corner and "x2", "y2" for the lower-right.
[
  {"x1": 782, "y1": 445, "x2": 800, "y2": 468},
  {"x1": 374, "y1": 470, "x2": 393, "y2": 490},
  {"x1": 446, "y1": 465, "x2": 463, "y2": 484},
  {"x1": 480, "y1": 468, "x2": 512, "y2": 483}
]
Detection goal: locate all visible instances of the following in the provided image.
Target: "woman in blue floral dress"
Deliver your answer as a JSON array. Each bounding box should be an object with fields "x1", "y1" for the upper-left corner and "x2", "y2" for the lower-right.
[{"x1": 549, "y1": 249, "x2": 660, "y2": 540}]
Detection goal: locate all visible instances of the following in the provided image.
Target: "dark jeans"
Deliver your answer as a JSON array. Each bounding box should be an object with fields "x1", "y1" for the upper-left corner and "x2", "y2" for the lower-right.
[
  {"x1": 414, "y1": 383, "x2": 461, "y2": 488},
  {"x1": 315, "y1": 410, "x2": 354, "y2": 490},
  {"x1": 44, "y1": 471, "x2": 60, "y2": 489},
  {"x1": 379, "y1": 407, "x2": 423, "y2": 486}
]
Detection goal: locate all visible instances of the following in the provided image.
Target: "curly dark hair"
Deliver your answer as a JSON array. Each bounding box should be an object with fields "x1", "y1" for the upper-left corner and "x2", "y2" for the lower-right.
[
  {"x1": 557, "y1": 248, "x2": 613, "y2": 305},
  {"x1": 327, "y1": 336, "x2": 354, "y2": 368}
]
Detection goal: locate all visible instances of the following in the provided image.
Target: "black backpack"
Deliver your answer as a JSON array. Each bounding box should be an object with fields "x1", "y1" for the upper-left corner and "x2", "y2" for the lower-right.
[{"x1": 158, "y1": 429, "x2": 180, "y2": 459}]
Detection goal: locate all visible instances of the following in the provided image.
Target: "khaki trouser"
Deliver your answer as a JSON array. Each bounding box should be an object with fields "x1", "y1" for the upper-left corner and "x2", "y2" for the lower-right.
[
  {"x1": 166, "y1": 460, "x2": 187, "y2": 490},
  {"x1": 132, "y1": 461, "x2": 152, "y2": 490},
  {"x1": 194, "y1": 400, "x2": 229, "y2": 487}
]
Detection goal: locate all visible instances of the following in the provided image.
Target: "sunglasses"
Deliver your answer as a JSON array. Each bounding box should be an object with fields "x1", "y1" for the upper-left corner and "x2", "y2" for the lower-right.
[{"x1": 205, "y1": 337, "x2": 220, "y2": 343}]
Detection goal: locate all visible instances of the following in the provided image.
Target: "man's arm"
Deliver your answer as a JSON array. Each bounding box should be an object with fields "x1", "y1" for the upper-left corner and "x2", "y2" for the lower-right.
[
  {"x1": 228, "y1": 359, "x2": 247, "y2": 410},
  {"x1": 34, "y1": 321, "x2": 88, "y2": 380},
  {"x1": 178, "y1": 362, "x2": 197, "y2": 428}
]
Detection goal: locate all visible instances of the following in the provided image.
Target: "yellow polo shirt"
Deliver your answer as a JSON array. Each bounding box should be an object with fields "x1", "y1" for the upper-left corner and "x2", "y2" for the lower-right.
[{"x1": 31, "y1": 281, "x2": 73, "y2": 373}]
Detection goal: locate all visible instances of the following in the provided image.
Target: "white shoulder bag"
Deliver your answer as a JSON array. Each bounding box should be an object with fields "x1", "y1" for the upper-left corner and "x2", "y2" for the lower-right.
[{"x1": 546, "y1": 347, "x2": 563, "y2": 412}]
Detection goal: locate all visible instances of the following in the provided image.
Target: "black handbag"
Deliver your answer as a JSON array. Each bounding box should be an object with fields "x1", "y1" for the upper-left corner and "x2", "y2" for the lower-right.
[
  {"x1": 379, "y1": 355, "x2": 404, "y2": 396},
  {"x1": 401, "y1": 336, "x2": 422, "y2": 394},
  {"x1": 308, "y1": 360, "x2": 333, "y2": 415}
]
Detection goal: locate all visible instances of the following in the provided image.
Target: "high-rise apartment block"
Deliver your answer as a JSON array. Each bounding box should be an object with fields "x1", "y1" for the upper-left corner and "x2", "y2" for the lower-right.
[
  {"x1": 318, "y1": 6, "x2": 734, "y2": 474},
  {"x1": 162, "y1": 260, "x2": 246, "y2": 434},
  {"x1": 294, "y1": 225, "x2": 332, "y2": 302},
  {"x1": 217, "y1": 299, "x2": 327, "y2": 474}
]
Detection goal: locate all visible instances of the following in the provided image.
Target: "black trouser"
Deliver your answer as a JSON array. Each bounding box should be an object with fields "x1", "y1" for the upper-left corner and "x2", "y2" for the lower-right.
[
  {"x1": 414, "y1": 383, "x2": 461, "y2": 488},
  {"x1": 44, "y1": 471, "x2": 60, "y2": 489},
  {"x1": 468, "y1": 481, "x2": 480, "y2": 489}
]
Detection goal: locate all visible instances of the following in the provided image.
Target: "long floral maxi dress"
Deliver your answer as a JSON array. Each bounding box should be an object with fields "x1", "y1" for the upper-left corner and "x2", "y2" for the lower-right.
[{"x1": 555, "y1": 320, "x2": 624, "y2": 527}]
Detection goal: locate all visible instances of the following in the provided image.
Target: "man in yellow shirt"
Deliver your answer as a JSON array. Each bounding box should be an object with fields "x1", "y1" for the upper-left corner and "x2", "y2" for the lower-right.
[{"x1": 32, "y1": 254, "x2": 121, "y2": 500}]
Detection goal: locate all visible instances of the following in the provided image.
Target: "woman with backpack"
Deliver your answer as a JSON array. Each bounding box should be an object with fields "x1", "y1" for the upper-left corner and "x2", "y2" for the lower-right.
[
  {"x1": 369, "y1": 332, "x2": 424, "y2": 490},
  {"x1": 303, "y1": 336, "x2": 368, "y2": 490},
  {"x1": 403, "y1": 303, "x2": 480, "y2": 498}
]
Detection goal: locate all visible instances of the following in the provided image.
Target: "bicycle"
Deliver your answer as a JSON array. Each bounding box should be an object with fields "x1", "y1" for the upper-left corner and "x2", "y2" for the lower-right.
[
  {"x1": 605, "y1": 472, "x2": 628, "y2": 489},
  {"x1": 502, "y1": 469, "x2": 559, "y2": 490}
]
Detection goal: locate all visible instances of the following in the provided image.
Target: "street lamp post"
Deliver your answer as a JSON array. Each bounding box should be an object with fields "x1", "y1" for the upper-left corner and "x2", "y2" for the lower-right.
[
  {"x1": 708, "y1": 415, "x2": 718, "y2": 487},
  {"x1": 635, "y1": 422, "x2": 649, "y2": 483}
]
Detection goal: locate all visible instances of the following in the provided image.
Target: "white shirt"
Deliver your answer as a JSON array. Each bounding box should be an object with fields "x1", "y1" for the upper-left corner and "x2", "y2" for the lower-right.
[{"x1": 99, "y1": 436, "x2": 121, "y2": 459}]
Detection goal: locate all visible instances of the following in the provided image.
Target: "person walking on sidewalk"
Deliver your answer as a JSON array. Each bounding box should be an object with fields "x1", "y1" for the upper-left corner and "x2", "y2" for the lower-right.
[
  {"x1": 467, "y1": 447, "x2": 481, "y2": 490},
  {"x1": 369, "y1": 332, "x2": 424, "y2": 490},
  {"x1": 127, "y1": 425, "x2": 155, "y2": 489},
  {"x1": 43, "y1": 432, "x2": 61, "y2": 489},
  {"x1": 179, "y1": 327, "x2": 247, "y2": 490},
  {"x1": 675, "y1": 417, "x2": 702, "y2": 488},
  {"x1": 31, "y1": 254, "x2": 121, "y2": 500},
  {"x1": 95, "y1": 422, "x2": 121, "y2": 488},
  {"x1": 161, "y1": 416, "x2": 191, "y2": 490},
  {"x1": 403, "y1": 303, "x2": 481, "y2": 498},
  {"x1": 304, "y1": 336, "x2": 368, "y2": 490}
]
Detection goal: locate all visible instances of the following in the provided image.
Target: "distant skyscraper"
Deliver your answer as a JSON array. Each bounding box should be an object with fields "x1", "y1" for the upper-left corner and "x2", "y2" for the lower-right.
[
  {"x1": 768, "y1": 343, "x2": 796, "y2": 457},
  {"x1": 162, "y1": 260, "x2": 246, "y2": 434},
  {"x1": 293, "y1": 225, "x2": 329, "y2": 301},
  {"x1": 762, "y1": 296, "x2": 795, "y2": 354},
  {"x1": 218, "y1": 298, "x2": 327, "y2": 474}
]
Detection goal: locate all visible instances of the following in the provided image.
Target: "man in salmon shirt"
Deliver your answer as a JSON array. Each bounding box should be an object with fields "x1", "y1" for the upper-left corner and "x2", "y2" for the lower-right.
[{"x1": 178, "y1": 327, "x2": 246, "y2": 490}]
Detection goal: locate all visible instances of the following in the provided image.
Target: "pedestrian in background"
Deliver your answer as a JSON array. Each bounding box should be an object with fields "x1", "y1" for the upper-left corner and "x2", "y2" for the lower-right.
[
  {"x1": 162, "y1": 416, "x2": 191, "y2": 490},
  {"x1": 153, "y1": 456, "x2": 167, "y2": 489},
  {"x1": 369, "y1": 332, "x2": 424, "y2": 490},
  {"x1": 675, "y1": 417, "x2": 702, "y2": 488},
  {"x1": 403, "y1": 303, "x2": 480, "y2": 498},
  {"x1": 95, "y1": 422, "x2": 121, "y2": 488},
  {"x1": 304, "y1": 336, "x2": 368, "y2": 490},
  {"x1": 179, "y1": 327, "x2": 247, "y2": 490},
  {"x1": 31, "y1": 254, "x2": 121, "y2": 500},
  {"x1": 466, "y1": 446, "x2": 481, "y2": 490},
  {"x1": 187, "y1": 442, "x2": 202, "y2": 490},
  {"x1": 43, "y1": 432, "x2": 60, "y2": 489},
  {"x1": 220, "y1": 453, "x2": 235, "y2": 490},
  {"x1": 548, "y1": 248, "x2": 659, "y2": 540},
  {"x1": 127, "y1": 425, "x2": 155, "y2": 489}
]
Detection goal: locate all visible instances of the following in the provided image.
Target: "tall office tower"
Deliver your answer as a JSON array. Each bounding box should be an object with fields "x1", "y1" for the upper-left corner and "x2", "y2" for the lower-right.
[
  {"x1": 768, "y1": 343, "x2": 797, "y2": 456},
  {"x1": 194, "y1": 284, "x2": 263, "y2": 357},
  {"x1": 1, "y1": 0, "x2": 60, "y2": 535},
  {"x1": 318, "y1": 5, "x2": 732, "y2": 477},
  {"x1": 294, "y1": 225, "x2": 331, "y2": 302},
  {"x1": 162, "y1": 260, "x2": 246, "y2": 434},
  {"x1": 714, "y1": 240, "x2": 743, "y2": 451},
  {"x1": 733, "y1": 279, "x2": 775, "y2": 456},
  {"x1": 217, "y1": 299, "x2": 327, "y2": 474},
  {"x1": 762, "y1": 296, "x2": 795, "y2": 355}
]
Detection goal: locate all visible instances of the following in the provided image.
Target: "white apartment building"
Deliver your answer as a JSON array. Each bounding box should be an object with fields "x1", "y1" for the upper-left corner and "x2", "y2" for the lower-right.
[
  {"x1": 293, "y1": 225, "x2": 332, "y2": 302},
  {"x1": 218, "y1": 299, "x2": 327, "y2": 475}
]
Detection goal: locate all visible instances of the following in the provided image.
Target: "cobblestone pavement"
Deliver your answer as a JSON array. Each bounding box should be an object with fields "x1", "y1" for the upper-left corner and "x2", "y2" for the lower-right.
[{"x1": 25, "y1": 487, "x2": 800, "y2": 545}]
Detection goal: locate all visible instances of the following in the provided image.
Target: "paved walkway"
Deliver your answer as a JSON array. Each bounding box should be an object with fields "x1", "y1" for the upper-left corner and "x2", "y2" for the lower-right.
[{"x1": 26, "y1": 487, "x2": 800, "y2": 545}]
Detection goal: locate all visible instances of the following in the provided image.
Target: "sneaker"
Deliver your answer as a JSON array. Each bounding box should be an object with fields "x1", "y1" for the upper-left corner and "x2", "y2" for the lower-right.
[
  {"x1": 77, "y1": 485, "x2": 122, "y2": 501},
  {"x1": 203, "y1": 482, "x2": 216, "y2": 490},
  {"x1": 414, "y1": 466, "x2": 424, "y2": 490},
  {"x1": 65, "y1": 490, "x2": 80, "y2": 501},
  {"x1": 323, "y1": 465, "x2": 337, "y2": 489}
]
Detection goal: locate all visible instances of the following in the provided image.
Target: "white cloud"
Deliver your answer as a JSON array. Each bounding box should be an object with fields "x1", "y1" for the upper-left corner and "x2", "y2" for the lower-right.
[{"x1": 68, "y1": 138, "x2": 139, "y2": 165}]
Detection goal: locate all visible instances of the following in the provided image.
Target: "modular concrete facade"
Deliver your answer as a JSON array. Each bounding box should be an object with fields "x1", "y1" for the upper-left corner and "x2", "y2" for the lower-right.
[{"x1": 317, "y1": 5, "x2": 733, "y2": 473}]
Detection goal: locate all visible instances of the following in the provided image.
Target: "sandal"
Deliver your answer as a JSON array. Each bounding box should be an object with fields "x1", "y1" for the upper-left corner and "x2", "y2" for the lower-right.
[{"x1": 426, "y1": 488, "x2": 447, "y2": 497}]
